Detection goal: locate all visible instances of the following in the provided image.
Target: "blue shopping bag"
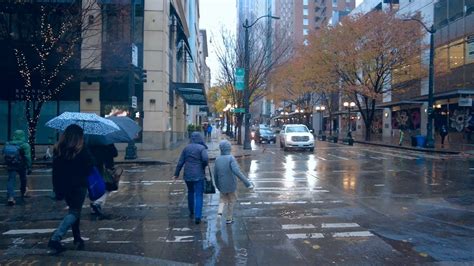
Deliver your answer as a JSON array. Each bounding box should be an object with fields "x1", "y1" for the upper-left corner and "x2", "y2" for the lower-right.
[{"x1": 88, "y1": 167, "x2": 105, "y2": 201}]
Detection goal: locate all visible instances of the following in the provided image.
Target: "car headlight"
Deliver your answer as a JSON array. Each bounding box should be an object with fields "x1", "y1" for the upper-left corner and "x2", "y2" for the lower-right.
[
  {"x1": 286, "y1": 136, "x2": 292, "y2": 142},
  {"x1": 309, "y1": 135, "x2": 314, "y2": 141}
]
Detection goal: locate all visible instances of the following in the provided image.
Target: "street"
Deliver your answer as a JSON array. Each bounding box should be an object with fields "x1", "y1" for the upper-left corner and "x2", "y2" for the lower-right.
[{"x1": 1, "y1": 140, "x2": 473, "y2": 265}]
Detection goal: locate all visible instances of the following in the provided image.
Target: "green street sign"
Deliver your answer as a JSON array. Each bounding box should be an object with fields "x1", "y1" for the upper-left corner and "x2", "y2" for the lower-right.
[
  {"x1": 234, "y1": 108, "x2": 245, "y2": 113},
  {"x1": 235, "y1": 68, "x2": 245, "y2": 91}
]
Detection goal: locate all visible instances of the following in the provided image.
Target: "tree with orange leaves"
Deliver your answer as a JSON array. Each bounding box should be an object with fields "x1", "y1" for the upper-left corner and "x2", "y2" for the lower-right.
[{"x1": 304, "y1": 11, "x2": 425, "y2": 141}]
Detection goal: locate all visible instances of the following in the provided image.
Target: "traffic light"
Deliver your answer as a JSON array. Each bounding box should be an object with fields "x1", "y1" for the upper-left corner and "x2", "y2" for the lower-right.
[
  {"x1": 141, "y1": 69, "x2": 147, "y2": 83},
  {"x1": 133, "y1": 67, "x2": 147, "y2": 84}
]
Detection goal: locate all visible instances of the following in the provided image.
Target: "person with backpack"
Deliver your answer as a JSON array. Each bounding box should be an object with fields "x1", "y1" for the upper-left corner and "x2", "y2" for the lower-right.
[
  {"x1": 207, "y1": 124, "x2": 213, "y2": 141},
  {"x1": 440, "y1": 125, "x2": 448, "y2": 147},
  {"x1": 3, "y1": 130, "x2": 32, "y2": 206},
  {"x1": 213, "y1": 140, "x2": 254, "y2": 225}
]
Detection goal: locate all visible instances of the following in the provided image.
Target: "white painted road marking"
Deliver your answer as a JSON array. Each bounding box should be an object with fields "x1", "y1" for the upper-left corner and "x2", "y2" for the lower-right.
[
  {"x1": 332, "y1": 231, "x2": 374, "y2": 238},
  {"x1": 98, "y1": 228, "x2": 134, "y2": 232},
  {"x1": 374, "y1": 184, "x2": 385, "y2": 187},
  {"x1": 165, "y1": 236, "x2": 194, "y2": 243},
  {"x1": 282, "y1": 224, "x2": 317, "y2": 230},
  {"x1": 327, "y1": 154, "x2": 349, "y2": 160},
  {"x1": 3, "y1": 229, "x2": 55, "y2": 235},
  {"x1": 321, "y1": 223, "x2": 360, "y2": 229},
  {"x1": 286, "y1": 233, "x2": 324, "y2": 240}
]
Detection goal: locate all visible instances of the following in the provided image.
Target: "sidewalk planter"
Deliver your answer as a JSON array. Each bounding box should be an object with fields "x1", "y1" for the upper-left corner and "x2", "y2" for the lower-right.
[
  {"x1": 327, "y1": 136, "x2": 338, "y2": 143},
  {"x1": 319, "y1": 135, "x2": 326, "y2": 141},
  {"x1": 416, "y1": 135, "x2": 426, "y2": 148}
]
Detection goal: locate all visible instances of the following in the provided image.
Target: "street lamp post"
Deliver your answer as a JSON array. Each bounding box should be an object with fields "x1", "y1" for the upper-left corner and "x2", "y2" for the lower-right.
[
  {"x1": 315, "y1": 106, "x2": 326, "y2": 140},
  {"x1": 343, "y1": 101, "x2": 355, "y2": 144},
  {"x1": 243, "y1": 15, "x2": 280, "y2": 150},
  {"x1": 403, "y1": 18, "x2": 436, "y2": 148}
]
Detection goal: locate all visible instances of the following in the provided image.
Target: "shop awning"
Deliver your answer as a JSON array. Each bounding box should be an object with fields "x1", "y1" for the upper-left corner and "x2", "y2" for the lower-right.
[
  {"x1": 377, "y1": 100, "x2": 424, "y2": 108},
  {"x1": 172, "y1": 82, "x2": 207, "y2": 106},
  {"x1": 412, "y1": 89, "x2": 474, "y2": 101}
]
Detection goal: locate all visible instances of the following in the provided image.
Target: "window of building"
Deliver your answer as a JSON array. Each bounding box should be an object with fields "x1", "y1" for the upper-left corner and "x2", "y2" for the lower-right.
[
  {"x1": 435, "y1": 45, "x2": 449, "y2": 75},
  {"x1": 449, "y1": 0, "x2": 463, "y2": 22},
  {"x1": 304, "y1": 0, "x2": 308, "y2": 6},
  {"x1": 303, "y1": 8, "x2": 308, "y2": 16},
  {"x1": 303, "y1": 29, "x2": 309, "y2": 35},
  {"x1": 303, "y1": 18, "x2": 309, "y2": 25},
  {"x1": 467, "y1": 0, "x2": 474, "y2": 16},
  {"x1": 434, "y1": 0, "x2": 448, "y2": 28},
  {"x1": 449, "y1": 40, "x2": 465, "y2": 69}
]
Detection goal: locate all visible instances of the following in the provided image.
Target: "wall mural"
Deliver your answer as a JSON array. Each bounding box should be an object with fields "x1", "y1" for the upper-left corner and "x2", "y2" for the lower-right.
[
  {"x1": 450, "y1": 109, "x2": 472, "y2": 132},
  {"x1": 392, "y1": 108, "x2": 421, "y2": 130}
]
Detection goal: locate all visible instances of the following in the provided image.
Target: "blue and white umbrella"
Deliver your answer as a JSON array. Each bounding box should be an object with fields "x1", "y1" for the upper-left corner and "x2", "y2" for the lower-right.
[
  {"x1": 45, "y1": 112, "x2": 120, "y2": 135},
  {"x1": 87, "y1": 116, "x2": 142, "y2": 145}
]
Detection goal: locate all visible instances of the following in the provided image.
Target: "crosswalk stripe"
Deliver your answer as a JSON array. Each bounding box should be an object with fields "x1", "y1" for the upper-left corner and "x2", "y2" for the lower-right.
[
  {"x1": 286, "y1": 233, "x2": 324, "y2": 239},
  {"x1": 3, "y1": 229, "x2": 55, "y2": 235},
  {"x1": 332, "y1": 231, "x2": 373, "y2": 238},
  {"x1": 321, "y1": 223, "x2": 359, "y2": 228},
  {"x1": 282, "y1": 224, "x2": 316, "y2": 230}
]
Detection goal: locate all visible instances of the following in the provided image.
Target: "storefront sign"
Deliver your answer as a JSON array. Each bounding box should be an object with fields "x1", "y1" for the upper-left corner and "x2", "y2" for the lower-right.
[
  {"x1": 458, "y1": 98, "x2": 472, "y2": 107},
  {"x1": 467, "y1": 35, "x2": 474, "y2": 63}
]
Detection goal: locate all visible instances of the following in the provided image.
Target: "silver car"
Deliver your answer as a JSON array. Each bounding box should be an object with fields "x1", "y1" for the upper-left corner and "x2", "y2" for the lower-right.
[{"x1": 279, "y1": 124, "x2": 315, "y2": 152}]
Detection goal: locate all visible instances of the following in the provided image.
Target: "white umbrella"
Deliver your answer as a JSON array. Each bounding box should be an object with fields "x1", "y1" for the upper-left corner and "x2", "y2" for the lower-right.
[{"x1": 45, "y1": 112, "x2": 120, "y2": 135}]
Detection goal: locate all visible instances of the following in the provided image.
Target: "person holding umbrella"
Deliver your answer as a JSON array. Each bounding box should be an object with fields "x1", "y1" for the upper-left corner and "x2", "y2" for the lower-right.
[{"x1": 49, "y1": 124, "x2": 93, "y2": 254}]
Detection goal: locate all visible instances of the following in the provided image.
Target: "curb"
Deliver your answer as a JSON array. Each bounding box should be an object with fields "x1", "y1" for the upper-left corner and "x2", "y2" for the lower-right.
[
  {"x1": 353, "y1": 140, "x2": 460, "y2": 154},
  {"x1": 1, "y1": 248, "x2": 194, "y2": 266}
]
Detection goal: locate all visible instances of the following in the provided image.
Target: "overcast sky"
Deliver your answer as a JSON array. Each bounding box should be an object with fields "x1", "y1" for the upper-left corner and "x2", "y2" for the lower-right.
[{"x1": 199, "y1": 0, "x2": 363, "y2": 86}]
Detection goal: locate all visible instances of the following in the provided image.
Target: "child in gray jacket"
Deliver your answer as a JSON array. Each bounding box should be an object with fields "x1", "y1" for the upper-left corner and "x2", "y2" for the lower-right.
[{"x1": 214, "y1": 140, "x2": 254, "y2": 224}]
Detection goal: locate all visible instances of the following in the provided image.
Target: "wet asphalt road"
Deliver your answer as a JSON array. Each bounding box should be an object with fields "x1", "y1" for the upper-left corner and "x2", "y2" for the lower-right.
[{"x1": 0, "y1": 140, "x2": 473, "y2": 265}]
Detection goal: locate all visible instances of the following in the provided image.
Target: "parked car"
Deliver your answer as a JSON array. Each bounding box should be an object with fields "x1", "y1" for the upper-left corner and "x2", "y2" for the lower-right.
[
  {"x1": 256, "y1": 128, "x2": 277, "y2": 143},
  {"x1": 279, "y1": 124, "x2": 314, "y2": 152}
]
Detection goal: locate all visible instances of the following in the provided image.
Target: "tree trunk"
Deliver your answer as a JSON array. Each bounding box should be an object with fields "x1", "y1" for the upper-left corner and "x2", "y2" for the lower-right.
[{"x1": 365, "y1": 122, "x2": 371, "y2": 141}]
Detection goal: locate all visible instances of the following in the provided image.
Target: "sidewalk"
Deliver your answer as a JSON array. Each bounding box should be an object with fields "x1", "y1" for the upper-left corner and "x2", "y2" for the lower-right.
[
  {"x1": 17, "y1": 130, "x2": 251, "y2": 167},
  {"x1": 351, "y1": 134, "x2": 473, "y2": 155}
]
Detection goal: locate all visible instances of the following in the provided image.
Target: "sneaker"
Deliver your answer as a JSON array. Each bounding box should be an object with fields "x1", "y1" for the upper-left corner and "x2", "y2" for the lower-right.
[
  {"x1": 226, "y1": 219, "x2": 234, "y2": 224},
  {"x1": 7, "y1": 197, "x2": 15, "y2": 206},
  {"x1": 189, "y1": 212, "x2": 194, "y2": 219},
  {"x1": 48, "y1": 239, "x2": 66, "y2": 254},
  {"x1": 195, "y1": 218, "x2": 201, "y2": 224}
]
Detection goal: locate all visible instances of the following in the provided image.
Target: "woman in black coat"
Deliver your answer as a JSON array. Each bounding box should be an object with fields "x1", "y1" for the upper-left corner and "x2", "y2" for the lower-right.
[{"x1": 49, "y1": 124, "x2": 93, "y2": 254}]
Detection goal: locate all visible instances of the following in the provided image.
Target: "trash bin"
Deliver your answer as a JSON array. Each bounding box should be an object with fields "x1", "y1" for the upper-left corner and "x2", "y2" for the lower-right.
[
  {"x1": 411, "y1": 136, "x2": 417, "y2": 147},
  {"x1": 416, "y1": 135, "x2": 426, "y2": 147}
]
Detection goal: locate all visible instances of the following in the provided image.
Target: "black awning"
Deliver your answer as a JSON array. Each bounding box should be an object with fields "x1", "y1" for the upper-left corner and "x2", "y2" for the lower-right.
[
  {"x1": 376, "y1": 100, "x2": 424, "y2": 108},
  {"x1": 172, "y1": 82, "x2": 207, "y2": 106}
]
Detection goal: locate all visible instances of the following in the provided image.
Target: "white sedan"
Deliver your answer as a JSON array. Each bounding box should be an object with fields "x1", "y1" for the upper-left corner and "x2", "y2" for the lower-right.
[{"x1": 279, "y1": 124, "x2": 315, "y2": 152}]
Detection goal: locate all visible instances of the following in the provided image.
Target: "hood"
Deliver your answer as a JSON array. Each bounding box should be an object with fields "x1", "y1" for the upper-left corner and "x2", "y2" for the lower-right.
[
  {"x1": 12, "y1": 130, "x2": 27, "y2": 142},
  {"x1": 190, "y1": 132, "x2": 204, "y2": 144},
  {"x1": 219, "y1": 140, "x2": 232, "y2": 155}
]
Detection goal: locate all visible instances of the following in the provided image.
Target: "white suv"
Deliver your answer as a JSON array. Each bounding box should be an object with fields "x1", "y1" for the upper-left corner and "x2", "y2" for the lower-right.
[{"x1": 279, "y1": 124, "x2": 315, "y2": 152}]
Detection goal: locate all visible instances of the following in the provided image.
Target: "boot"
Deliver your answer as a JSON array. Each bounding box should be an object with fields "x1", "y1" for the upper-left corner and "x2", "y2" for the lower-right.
[
  {"x1": 7, "y1": 197, "x2": 15, "y2": 206},
  {"x1": 73, "y1": 238, "x2": 85, "y2": 250},
  {"x1": 48, "y1": 239, "x2": 66, "y2": 254}
]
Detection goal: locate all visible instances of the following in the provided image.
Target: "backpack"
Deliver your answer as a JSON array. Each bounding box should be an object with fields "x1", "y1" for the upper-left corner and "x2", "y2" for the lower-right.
[{"x1": 3, "y1": 143, "x2": 23, "y2": 166}]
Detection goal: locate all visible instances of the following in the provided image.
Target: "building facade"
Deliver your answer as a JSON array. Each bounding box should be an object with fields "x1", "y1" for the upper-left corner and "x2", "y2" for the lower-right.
[
  {"x1": 0, "y1": 0, "x2": 207, "y2": 150},
  {"x1": 353, "y1": 0, "x2": 474, "y2": 146}
]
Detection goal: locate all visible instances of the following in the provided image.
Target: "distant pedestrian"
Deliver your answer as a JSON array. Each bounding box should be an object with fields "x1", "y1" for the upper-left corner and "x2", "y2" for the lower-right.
[
  {"x1": 49, "y1": 124, "x2": 93, "y2": 254},
  {"x1": 88, "y1": 143, "x2": 119, "y2": 218},
  {"x1": 2, "y1": 130, "x2": 32, "y2": 205},
  {"x1": 440, "y1": 125, "x2": 448, "y2": 147},
  {"x1": 399, "y1": 128, "x2": 405, "y2": 146},
  {"x1": 202, "y1": 123, "x2": 208, "y2": 137},
  {"x1": 173, "y1": 132, "x2": 209, "y2": 224},
  {"x1": 207, "y1": 124, "x2": 213, "y2": 141},
  {"x1": 214, "y1": 140, "x2": 254, "y2": 225}
]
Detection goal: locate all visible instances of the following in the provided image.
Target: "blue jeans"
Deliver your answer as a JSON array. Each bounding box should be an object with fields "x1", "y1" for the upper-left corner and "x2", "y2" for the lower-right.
[
  {"x1": 51, "y1": 187, "x2": 87, "y2": 241},
  {"x1": 185, "y1": 179, "x2": 204, "y2": 219},
  {"x1": 7, "y1": 169, "x2": 27, "y2": 198}
]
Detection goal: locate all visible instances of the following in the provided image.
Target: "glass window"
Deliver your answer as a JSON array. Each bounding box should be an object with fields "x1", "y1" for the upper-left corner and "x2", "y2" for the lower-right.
[
  {"x1": 10, "y1": 101, "x2": 28, "y2": 138},
  {"x1": 434, "y1": 0, "x2": 448, "y2": 28},
  {"x1": 467, "y1": 0, "x2": 474, "y2": 15},
  {"x1": 435, "y1": 44, "x2": 449, "y2": 74},
  {"x1": 36, "y1": 101, "x2": 57, "y2": 144},
  {"x1": 448, "y1": 0, "x2": 463, "y2": 22},
  {"x1": 303, "y1": 18, "x2": 309, "y2": 26},
  {"x1": 303, "y1": 8, "x2": 308, "y2": 16},
  {"x1": 304, "y1": 0, "x2": 308, "y2": 5},
  {"x1": 303, "y1": 29, "x2": 309, "y2": 35},
  {"x1": 449, "y1": 40, "x2": 464, "y2": 69},
  {"x1": 0, "y1": 101, "x2": 7, "y2": 142}
]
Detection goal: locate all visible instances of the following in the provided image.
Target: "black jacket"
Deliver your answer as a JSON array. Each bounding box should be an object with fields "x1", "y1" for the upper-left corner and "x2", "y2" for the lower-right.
[{"x1": 52, "y1": 148, "x2": 93, "y2": 197}]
